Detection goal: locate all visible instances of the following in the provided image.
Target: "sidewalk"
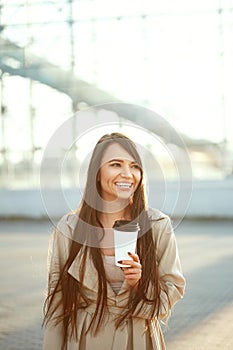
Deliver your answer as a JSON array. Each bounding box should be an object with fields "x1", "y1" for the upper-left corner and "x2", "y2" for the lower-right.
[
  {"x1": 165, "y1": 219, "x2": 233, "y2": 350},
  {"x1": 0, "y1": 219, "x2": 233, "y2": 349}
]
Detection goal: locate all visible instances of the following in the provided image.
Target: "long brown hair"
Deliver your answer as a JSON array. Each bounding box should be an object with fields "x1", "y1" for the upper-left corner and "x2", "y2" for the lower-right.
[{"x1": 43, "y1": 132, "x2": 169, "y2": 349}]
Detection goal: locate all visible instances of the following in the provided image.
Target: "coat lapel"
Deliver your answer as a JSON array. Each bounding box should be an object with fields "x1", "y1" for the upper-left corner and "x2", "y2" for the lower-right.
[
  {"x1": 68, "y1": 248, "x2": 99, "y2": 292},
  {"x1": 65, "y1": 212, "x2": 130, "y2": 299},
  {"x1": 67, "y1": 248, "x2": 118, "y2": 298}
]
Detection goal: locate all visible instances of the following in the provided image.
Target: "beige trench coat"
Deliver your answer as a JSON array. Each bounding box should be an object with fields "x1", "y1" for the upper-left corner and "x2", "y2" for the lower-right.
[{"x1": 43, "y1": 208, "x2": 185, "y2": 350}]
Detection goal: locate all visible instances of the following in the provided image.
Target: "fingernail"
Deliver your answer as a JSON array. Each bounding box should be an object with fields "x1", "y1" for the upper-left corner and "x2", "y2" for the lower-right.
[{"x1": 118, "y1": 260, "x2": 123, "y2": 264}]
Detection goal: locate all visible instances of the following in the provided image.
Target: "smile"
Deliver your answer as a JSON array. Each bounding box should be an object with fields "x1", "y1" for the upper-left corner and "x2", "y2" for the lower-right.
[{"x1": 115, "y1": 182, "x2": 133, "y2": 189}]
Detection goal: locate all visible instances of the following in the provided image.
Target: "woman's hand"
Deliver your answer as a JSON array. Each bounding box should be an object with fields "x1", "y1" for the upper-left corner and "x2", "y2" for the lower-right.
[{"x1": 118, "y1": 252, "x2": 142, "y2": 288}]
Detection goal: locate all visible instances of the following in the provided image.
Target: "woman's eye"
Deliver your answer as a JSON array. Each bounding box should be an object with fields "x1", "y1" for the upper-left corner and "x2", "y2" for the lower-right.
[
  {"x1": 131, "y1": 164, "x2": 140, "y2": 169},
  {"x1": 110, "y1": 162, "x2": 121, "y2": 167}
]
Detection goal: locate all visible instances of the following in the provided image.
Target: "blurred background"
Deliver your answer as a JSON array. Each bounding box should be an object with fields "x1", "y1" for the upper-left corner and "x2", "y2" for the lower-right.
[
  {"x1": 0, "y1": 0, "x2": 233, "y2": 219},
  {"x1": 1, "y1": 2, "x2": 233, "y2": 350}
]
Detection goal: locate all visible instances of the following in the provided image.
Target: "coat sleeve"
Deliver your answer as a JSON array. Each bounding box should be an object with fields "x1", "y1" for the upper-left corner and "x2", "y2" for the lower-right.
[
  {"x1": 46, "y1": 214, "x2": 73, "y2": 290},
  {"x1": 132, "y1": 215, "x2": 186, "y2": 320},
  {"x1": 43, "y1": 214, "x2": 73, "y2": 350},
  {"x1": 156, "y1": 216, "x2": 186, "y2": 319}
]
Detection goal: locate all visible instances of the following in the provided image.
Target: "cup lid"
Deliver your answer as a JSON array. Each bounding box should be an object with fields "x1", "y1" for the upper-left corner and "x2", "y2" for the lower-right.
[{"x1": 113, "y1": 220, "x2": 140, "y2": 232}]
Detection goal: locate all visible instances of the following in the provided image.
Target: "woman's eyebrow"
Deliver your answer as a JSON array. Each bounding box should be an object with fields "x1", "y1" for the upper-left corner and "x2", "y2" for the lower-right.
[
  {"x1": 107, "y1": 158, "x2": 124, "y2": 163},
  {"x1": 107, "y1": 158, "x2": 138, "y2": 164}
]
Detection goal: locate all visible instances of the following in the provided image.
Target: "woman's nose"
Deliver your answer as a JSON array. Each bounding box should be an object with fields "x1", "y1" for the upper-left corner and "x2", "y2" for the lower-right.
[{"x1": 121, "y1": 166, "x2": 133, "y2": 177}]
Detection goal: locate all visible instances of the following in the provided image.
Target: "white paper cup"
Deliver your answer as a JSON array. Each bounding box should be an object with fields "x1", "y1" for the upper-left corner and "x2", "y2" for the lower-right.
[{"x1": 113, "y1": 220, "x2": 140, "y2": 267}]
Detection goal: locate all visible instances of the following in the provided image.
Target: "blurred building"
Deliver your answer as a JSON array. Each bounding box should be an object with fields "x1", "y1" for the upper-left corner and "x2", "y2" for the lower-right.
[{"x1": 0, "y1": 0, "x2": 233, "y2": 190}]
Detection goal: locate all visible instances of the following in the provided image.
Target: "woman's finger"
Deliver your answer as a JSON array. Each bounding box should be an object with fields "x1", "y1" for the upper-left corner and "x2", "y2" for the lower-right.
[
  {"x1": 118, "y1": 260, "x2": 141, "y2": 268},
  {"x1": 124, "y1": 268, "x2": 141, "y2": 275},
  {"x1": 128, "y1": 252, "x2": 140, "y2": 262}
]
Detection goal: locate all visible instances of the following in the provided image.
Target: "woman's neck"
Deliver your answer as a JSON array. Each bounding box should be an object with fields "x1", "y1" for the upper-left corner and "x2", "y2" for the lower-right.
[{"x1": 99, "y1": 206, "x2": 131, "y2": 228}]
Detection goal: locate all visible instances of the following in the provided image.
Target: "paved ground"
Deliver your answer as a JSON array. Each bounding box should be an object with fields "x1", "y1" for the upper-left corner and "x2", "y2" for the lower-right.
[{"x1": 0, "y1": 218, "x2": 233, "y2": 349}]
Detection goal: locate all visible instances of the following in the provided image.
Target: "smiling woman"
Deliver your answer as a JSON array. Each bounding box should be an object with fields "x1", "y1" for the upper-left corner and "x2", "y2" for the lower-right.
[
  {"x1": 98, "y1": 143, "x2": 142, "y2": 202},
  {"x1": 42, "y1": 132, "x2": 185, "y2": 350}
]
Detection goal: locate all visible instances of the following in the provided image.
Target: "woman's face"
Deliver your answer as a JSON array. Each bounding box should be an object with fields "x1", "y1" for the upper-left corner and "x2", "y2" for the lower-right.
[{"x1": 98, "y1": 143, "x2": 142, "y2": 202}]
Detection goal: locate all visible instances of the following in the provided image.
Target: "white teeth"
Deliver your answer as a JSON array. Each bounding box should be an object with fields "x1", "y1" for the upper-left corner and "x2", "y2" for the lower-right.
[{"x1": 116, "y1": 182, "x2": 132, "y2": 188}]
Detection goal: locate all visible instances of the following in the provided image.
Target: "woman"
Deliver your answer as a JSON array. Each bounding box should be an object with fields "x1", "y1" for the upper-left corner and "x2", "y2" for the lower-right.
[{"x1": 43, "y1": 132, "x2": 185, "y2": 350}]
